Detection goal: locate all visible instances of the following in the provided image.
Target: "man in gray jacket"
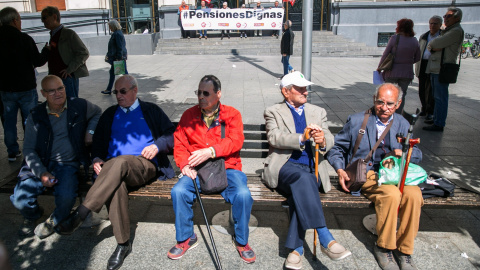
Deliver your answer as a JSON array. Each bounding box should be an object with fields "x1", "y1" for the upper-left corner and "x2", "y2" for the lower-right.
[
  {"x1": 41, "y1": 6, "x2": 89, "y2": 98},
  {"x1": 423, "y1": 7, "x2": 463, "y2": 132}
]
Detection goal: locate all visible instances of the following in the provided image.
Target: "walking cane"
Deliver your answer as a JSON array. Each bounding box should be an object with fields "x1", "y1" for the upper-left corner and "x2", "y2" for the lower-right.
[
  {"x1": 303, "y1": 128, "x2": 320, "y2": 260},
  {"x1": 192, "y1": 178, "x2": 223, "y2": 270},
  {"x1": 396, "y1": 109, "x2": 420, "y2": 194}
]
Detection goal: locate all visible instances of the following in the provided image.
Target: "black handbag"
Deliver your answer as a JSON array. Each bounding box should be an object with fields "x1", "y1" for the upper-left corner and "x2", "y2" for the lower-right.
[
  {"x1": 418, "y1": 173, "x2": 455, "y2": 199},
  {"x1": 345, "y1": 110, "x2": 393, "y2": 192},
  {"x1": 438, "y1": 30, "x2": 463, "y2": 84},
  {"x1": 196, "y1": 122, "x2": 228, "y2": 194}
]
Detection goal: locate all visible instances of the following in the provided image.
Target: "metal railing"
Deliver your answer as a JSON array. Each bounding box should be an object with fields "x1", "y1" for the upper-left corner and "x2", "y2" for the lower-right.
[{"x1": 22, "y1": 16, "x2": 158, "y2": 36}]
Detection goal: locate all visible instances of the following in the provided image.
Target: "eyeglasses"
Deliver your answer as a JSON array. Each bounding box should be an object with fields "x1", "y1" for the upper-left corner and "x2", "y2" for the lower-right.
[
  {"x1": 113, "y1": 86, "x2": 135, "y2": 95},
  {"x1": 194, "y1": 90, "x2": 211, "y2": 97},
  {"x1": 374, "y1": 100, "x2": 397, "y2": 109},
  {"x1": 443, "y1": 14, "x2": 454, "y2": 19},
  {"x1": 43, "y1": 85, "x2": 65, "y2": 96}
]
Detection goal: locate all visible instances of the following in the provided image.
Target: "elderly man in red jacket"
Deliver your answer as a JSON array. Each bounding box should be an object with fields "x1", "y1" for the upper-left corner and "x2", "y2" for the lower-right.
[{"x1": 168, "y1": 75, "x2": 256, "y2": 264}]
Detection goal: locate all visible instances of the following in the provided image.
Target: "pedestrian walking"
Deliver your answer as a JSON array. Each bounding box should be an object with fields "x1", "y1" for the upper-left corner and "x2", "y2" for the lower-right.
[{"x1": 102, "y1": 20, "x2": 128, "y2": 95}]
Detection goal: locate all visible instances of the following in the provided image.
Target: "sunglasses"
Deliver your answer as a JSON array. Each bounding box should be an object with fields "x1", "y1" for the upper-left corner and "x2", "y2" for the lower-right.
[
  {"x1": 113, "y1": 86, "x2": 135, "y2": 95},
  {"x1": 443, "y1": 14, "x2": 454, "y2": 19},
  {"x1": 194, "y1": 90, "x2": 211, "y2": 97}
]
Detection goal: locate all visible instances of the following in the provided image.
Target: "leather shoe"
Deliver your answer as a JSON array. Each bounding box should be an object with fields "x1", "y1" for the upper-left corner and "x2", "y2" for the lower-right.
[
  {"x1": 423, "y1": 125, "x2": 444, "y2": 132},
  {"x1": 54, "y1": 208, "x2": 84, "y2": 235},
  {"x1": 107, "y1": 242, "x2": 132, "y2": 270}
]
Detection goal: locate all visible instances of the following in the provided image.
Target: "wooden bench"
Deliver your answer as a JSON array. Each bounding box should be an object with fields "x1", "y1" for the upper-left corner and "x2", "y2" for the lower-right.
[{"x1": 1, "y1": 124, "x2": 480, "y2": 209}]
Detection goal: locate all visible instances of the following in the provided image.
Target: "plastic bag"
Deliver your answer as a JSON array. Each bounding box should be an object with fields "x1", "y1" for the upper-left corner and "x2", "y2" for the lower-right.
[
  {"x1": 113, "y1": 60, "x2": 126, "y2": 75},
  {"x1": 378, "y1": 156, "x2": 427, "y2": 186}
]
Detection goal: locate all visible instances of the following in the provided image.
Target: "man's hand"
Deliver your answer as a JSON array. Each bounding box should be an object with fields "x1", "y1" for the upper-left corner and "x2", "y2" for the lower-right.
[
  {"x1": 40, "y1": 171, "x2": 57, "y2": 187},
  {"x1": 59, "y1": 69, "x2": 72, "y2": 79},
  {"x1": 302, "y1": 124, "x2": 324, "y2": 146},
  {"x1": 385, "y1": 149, "x2": 402, "y2": 158},
  {"x1": 44, "y1": 42, "x2": 51, "y2": 50},
  {"x1": 93, "y1": 157, "x2": 105, "y2": 175},
  {"x1": 85, "y1": 132, "x2": 93, "y2": 146},
  {"x1": 282, "y1": 54, "x2": 286, "y2": 56},
  {"x1": 188, "y1": 148, "x2": 212, "y2": 167},
  {"x1": 337, "y1": 169, "x2": 350, "y2": 192},
  {"x1": 182, "y1": 164, "x2": 197, "y2": 179},
  {"x1": 141, "y1": 144, "x2": 159, "y2": 160}
]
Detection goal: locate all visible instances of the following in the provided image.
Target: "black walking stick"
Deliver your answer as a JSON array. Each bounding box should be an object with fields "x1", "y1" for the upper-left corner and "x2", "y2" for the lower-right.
[{"x1": 192, "y1": 178, "x2": 223, "y2": 270}]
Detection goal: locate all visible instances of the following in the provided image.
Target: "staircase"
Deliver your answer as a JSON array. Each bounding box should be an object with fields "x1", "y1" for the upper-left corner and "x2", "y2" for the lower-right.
[{"x1": 154, "y1": 31, "x2": 385, "y2": 57}]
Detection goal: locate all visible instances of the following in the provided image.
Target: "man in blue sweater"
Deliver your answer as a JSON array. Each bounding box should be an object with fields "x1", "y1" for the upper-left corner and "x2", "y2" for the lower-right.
[
  {"x1": 55, "y1": 75, "x2": 175, "y2": 270},
  {"x1": 10, "y1": 75, "x2": 101, "y2": 239}
]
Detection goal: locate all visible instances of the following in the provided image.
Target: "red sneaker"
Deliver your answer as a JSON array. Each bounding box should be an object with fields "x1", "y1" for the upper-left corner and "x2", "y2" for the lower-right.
[
  {"x1": 167, "y1": 234, "x2": 199, "y2": 260},
  {"x1": 233, "y1": 239, "x2": 256, "y2": 263}
]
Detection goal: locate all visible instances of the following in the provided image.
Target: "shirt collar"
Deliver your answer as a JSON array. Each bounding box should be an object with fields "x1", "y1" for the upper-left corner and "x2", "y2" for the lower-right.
[
  {"x1": 375, "y1": 114, "x2": 394, "y2": 126},
  {"x1": 120, "y1": 99, "x2": 139, "y2": 113},
  {"x1": 285, "y1": 101, "x2": 305, "y2": 116},
  {"x1": 50, "y1": 24, "x2": 64, "y2": 36},
  {"x1": 47, "y1": 100, "x2": 68, "y2": 117}
]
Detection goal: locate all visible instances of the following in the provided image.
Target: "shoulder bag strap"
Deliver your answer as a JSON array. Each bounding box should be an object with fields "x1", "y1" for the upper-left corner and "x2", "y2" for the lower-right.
[
  {"x1": 351, "y1": 110, "x2": 370, "y2": 158},
  {"x1": 364, "y1": 119, "x2": 394, "y2": 163},
  {"x1": 221, "y1": 122, "x2": 225, "y2": 139},
  {"x1": 393, "y1": 34, "x2": 400, "y2": 58}
]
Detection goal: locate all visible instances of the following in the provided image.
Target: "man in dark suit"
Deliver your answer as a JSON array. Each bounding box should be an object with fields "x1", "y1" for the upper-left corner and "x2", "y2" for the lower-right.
[
  {"x1": 263, "y1": 71, "x2": 351, "y2": 269},
  {"x1": 327, "y1": 83, "x2": 423, "y2": 270},
  {"x1": 281, "y1": 20, "x2": 294, "y2": 75},
  {"x1": 55, "y1": 75, "x2": 175, "y2": 270}
]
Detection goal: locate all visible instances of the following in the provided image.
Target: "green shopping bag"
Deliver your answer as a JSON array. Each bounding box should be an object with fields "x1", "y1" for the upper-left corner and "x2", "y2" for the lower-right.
[
  {"x1": 378, "y1": 156, "x2": 427, "y2": 186},
  {"x1": 113, "y1": 60, "x2": 126, "y2": 75}
]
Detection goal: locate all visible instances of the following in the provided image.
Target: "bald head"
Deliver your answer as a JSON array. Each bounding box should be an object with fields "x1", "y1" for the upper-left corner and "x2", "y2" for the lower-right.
[{"x1": 41, "y1": 75, "x2": 62, "y2": 90}]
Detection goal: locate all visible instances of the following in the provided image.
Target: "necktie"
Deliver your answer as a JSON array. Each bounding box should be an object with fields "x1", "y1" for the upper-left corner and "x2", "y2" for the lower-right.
[{"x1": 126, "y1": 107, "x2": 130, "y2": 114}]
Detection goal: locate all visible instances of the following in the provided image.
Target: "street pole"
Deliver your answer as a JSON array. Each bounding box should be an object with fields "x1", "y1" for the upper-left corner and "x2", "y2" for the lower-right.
[{"x1": 301, "y1": 0, "x2": 313, "y2": 85}]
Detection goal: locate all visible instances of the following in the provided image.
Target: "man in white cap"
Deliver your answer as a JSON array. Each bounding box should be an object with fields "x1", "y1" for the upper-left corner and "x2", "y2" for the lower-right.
[{"x1": 263, "y1": 71, "x2": 351, "y2": 269}]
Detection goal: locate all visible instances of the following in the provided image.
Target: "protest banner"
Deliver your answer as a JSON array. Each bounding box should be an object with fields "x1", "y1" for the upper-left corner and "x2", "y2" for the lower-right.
[{"x1": 181, "y1": 8, "x2": 284, "y2": 30}]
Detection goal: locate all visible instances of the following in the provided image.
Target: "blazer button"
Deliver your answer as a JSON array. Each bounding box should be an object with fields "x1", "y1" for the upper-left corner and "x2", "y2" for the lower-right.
[{"x1": 368, "y1": 162, "x2": 372, "y2": 166}]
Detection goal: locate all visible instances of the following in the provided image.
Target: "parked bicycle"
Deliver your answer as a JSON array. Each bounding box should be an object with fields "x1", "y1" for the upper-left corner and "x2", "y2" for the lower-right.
[{"x1": 461, "y1": 33, "x2": 480, "y2": 59}]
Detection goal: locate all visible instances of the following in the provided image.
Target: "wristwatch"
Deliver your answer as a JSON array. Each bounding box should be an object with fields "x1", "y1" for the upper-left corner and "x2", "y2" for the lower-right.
[{"x1": 88, "y1": 130, "x2": 95, "y2": 135}]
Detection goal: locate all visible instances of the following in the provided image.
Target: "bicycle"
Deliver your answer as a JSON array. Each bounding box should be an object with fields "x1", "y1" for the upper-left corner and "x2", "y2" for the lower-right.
[{"x1": 461, "y1": 33, "x2": 478, "y2": 59}]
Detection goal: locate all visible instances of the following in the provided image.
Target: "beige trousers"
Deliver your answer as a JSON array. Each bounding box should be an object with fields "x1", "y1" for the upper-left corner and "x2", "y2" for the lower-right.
[{"x1": 362, "y1": 170, "x2": 424, "y2": 254}]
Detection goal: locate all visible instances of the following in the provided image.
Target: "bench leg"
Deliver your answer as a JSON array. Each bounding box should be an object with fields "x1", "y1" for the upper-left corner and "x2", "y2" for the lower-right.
[{"x1": 212, "y1": 205, "x2": 258, "y2": 235}]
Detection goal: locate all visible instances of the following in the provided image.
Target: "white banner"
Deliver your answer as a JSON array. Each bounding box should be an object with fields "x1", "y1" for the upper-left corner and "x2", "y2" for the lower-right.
[{"x1": 181, "y1": 8, "x2": 284, "y2": 30}]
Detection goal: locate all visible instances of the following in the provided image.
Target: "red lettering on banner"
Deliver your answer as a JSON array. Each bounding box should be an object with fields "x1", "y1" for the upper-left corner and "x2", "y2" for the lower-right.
[{"x1": 254, "y1": 23, "x2": 264, "y2": 27}]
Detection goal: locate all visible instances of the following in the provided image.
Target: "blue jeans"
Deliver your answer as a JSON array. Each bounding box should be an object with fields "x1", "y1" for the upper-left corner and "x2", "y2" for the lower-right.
[
  {"x1": 10, "y1": 161, "x2": 79, "y2": 225},
  {"x1": 107, "y1": 61, "x2": 129, "y2": 91},
  {"x1": 282, "y1": 55, "x2": 293, "y2": 75},
  {"x1": 171, "y1": 169, "x2": 253, "y2": 245},
  {"x1": 62, "y1": 75, "x2": 79, "y2": 98},
  {"x1": 0, "y1": 89, "x2": 38, "y2": 155},
  {"x1": 430, "y1": 73, "x2": 449, "y2": 127},
  {"x1": 198, "y1": 30, "x2": 207, "y2": 37}
]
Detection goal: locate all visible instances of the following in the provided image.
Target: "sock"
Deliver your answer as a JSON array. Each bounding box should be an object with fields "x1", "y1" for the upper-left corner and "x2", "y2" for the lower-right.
[
  {"x1": 190, "y1": 233, "x2": 197, "y2": 240},
  {"x1": 77, "y1": 205, "x2": 91, "y2": 220},
  {"x1": 316, "y1": 226, "x2": 335, "y2": 249},
  {"x1": 294, "y1": 246, "x2": 304, "y2": 256},
  {"x1": 119, "y1": 240, "x2": 129, "y2": 246}
]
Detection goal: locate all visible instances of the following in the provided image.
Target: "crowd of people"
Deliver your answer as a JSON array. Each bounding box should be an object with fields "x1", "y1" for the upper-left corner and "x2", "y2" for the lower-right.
[
  {"x1": 178, "y1": 0, "x2": 285, "y2": 39},
  {"x1": 0, "y1": 4, "x2": 466, "y2": 270}
]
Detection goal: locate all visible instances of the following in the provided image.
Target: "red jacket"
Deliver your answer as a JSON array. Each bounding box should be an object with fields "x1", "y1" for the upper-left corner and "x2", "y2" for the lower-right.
[{"x1": 174, "y1": 103, "x2": 244, "y2": 171}]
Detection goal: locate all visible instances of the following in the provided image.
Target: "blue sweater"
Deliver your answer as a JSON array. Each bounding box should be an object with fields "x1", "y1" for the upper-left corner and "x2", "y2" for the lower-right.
[{"x1": 287, "y1": 107, "x2": 313, "y2": 167}]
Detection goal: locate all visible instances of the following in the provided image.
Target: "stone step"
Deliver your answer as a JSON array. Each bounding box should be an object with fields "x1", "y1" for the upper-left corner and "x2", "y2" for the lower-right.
[{"x1": 155, "y1": 31, "x2": 385, "y2": 57}]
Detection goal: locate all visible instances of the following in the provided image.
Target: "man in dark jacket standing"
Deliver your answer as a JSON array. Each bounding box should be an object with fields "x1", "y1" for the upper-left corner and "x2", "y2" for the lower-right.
[
  {"x1": 41, "y1": 6, "x2": 89, "y2": 98},
  {"x1": 281, "y1": 20, "x2": 294, "y2": 75},
  {"x1": 0, "y1": 7, "x2": 49, "y2": 162},
  {"x1": 10, "y1": 75, "x2": 101, "y2": 239},
  {"x1": 55, "y1": 75, "x2": 175, "y2": 270},
  {"x1": 415, "y1": 15, "x2": 442, "y2": 121}
]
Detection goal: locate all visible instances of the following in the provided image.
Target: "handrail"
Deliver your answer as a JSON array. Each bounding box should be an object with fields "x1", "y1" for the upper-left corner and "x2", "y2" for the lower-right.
[{"x1": 22, "y1": 16, "x2": 158, "y2": 36}]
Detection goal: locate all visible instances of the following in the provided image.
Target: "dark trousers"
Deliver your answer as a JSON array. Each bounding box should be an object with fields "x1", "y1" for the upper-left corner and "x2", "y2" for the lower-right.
[
  {"x1": 277, "y1": 161, "x2": 326, "y2": 250},
  {"x1": 221, "y1": 30, "x2": 230, "y2": 37},
  {"x1": 418, "y1": 59, "x2": 435, "y2": 115},
  {"x1": 82, "y1": 155, "x2": 157, "y2": 243}
]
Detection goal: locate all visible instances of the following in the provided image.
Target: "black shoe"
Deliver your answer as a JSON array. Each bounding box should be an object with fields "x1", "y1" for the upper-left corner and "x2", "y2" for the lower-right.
[
  {"x1": 424, "y1": 119, "x2": 434, "y2": 124},
  {"x1": 54, "y1": 208, "x2": 84, "y2": 235},
  {"x1": 423, "y1": 125, "x2": 444, "y2": 132},
  {"x1": 107, "y1": 242, "x2": 132, "y2": 270},
  {"x1": 101, "y1": 90, "x2": 112, "y2": 95},
  {"x1": 221, "y1": 35, "x2": 224, "y2": 40},
  {"x1": 8, "y1": 151, "x2": 22, "y2": 162},
  {"x1": 418, "y1": 111, "x2": 426, "y2": 117}
]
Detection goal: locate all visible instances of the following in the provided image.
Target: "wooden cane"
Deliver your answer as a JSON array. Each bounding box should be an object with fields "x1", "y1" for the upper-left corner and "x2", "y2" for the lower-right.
[
  {"x1": 397, "y1": 138, "x2": 420, "y2": 194},
  {"x1": 303, "y1": 128, "x2": 320, "y2": 260}
]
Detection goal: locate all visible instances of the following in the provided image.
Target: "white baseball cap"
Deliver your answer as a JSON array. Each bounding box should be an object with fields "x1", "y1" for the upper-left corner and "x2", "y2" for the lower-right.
[{"x1": 280, "y1": 71, "x2": 314, "y2": 88}]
